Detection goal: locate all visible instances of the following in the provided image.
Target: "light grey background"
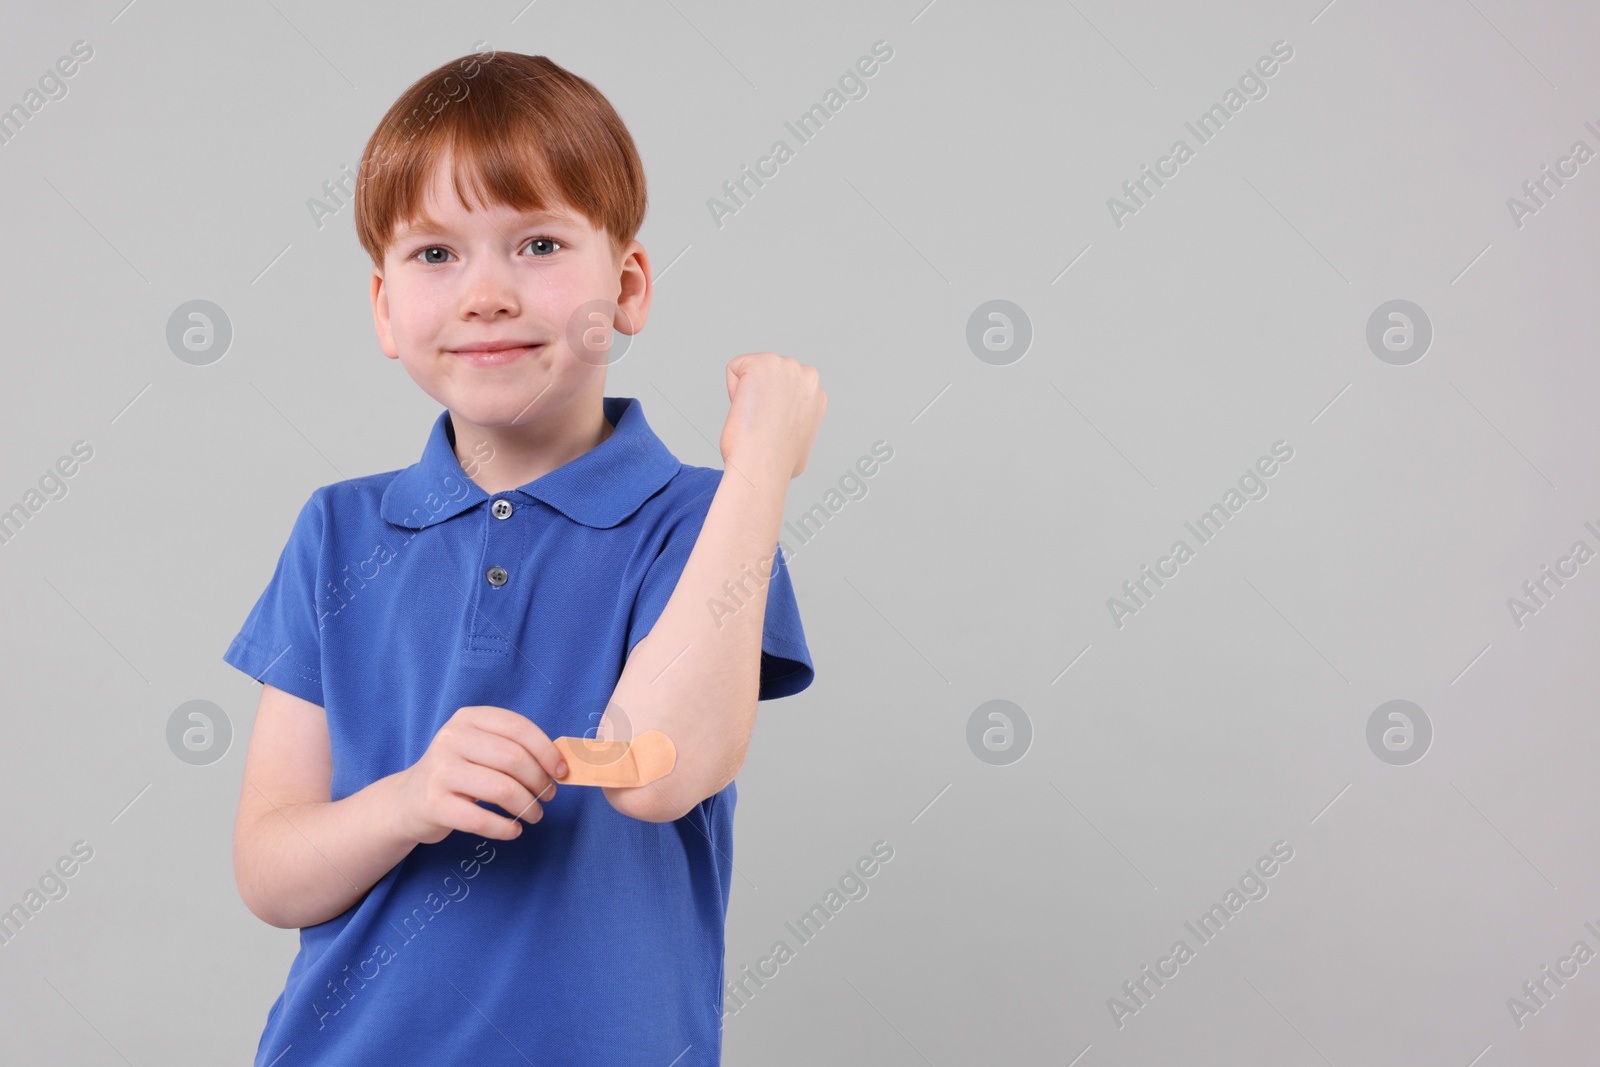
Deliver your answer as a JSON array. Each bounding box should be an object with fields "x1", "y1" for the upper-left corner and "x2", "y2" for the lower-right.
[{"x1": 2, "y1": 0, "x2": 1597, "y2": 1063}]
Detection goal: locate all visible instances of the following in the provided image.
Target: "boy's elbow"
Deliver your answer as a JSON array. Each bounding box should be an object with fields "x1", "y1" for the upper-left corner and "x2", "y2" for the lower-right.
[
  {"x1": 603, "y1": 778, "x2": 715, "y2": 823},
  {"x1": 600, "y1": 728, "x2": 750, "y2": 821},
  {"x1": 603, "y1": 784, "x2": 674, "y2": 823},
  {"x1": 234, "y1": 812, "x2": 304, "y2": 929},
  {"x1": 235, "y1": 865, "x2": 292, "y2": 928},
  {"x1": 246, "y1": 898, "x2": 298, "y2": 930},
  {"x1": 603, "y1": 762, "x2": 740, "y2": 823}
]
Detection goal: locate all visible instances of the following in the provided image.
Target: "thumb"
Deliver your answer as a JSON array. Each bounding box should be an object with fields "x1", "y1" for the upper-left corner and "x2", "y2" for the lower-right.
[{"x1": 725, "y1": 354, "x2": 750, "y2": 402}]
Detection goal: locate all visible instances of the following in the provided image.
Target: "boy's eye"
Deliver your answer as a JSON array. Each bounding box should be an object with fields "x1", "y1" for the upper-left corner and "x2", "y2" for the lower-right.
[{"x1": 411, "y1": 237, "x2": 560, "y2": 264}]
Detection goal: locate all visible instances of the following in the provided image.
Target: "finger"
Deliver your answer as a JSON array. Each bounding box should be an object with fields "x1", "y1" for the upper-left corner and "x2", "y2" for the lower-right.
[
  {"x1": 441, "y1": 792, "x2": 525, "y2": 840},
  {"x1": 458, "y1": 728, "x2": 557, "y2": 803},
  {"x1": 448, "y1": 762, "x2": 544, "y2": 826},
  {"x1": 471, "y1": 707, "x2": 569, "y2": 784}
]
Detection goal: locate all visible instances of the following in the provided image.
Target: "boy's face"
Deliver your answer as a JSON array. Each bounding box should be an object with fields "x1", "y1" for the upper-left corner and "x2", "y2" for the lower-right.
[{"x1": 370, "y1": 152, "x2": 650, "y2": 436}]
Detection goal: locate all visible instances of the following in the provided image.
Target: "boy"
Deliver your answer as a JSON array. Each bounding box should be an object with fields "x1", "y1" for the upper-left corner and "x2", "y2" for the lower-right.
[{"x1": 225, "y1": 49, "x2": 825, "y2": 1065}]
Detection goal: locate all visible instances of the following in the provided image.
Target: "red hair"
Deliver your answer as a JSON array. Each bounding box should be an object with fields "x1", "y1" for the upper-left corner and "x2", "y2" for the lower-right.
[{"x1": 353, "y1": 49, "x2": 647, "y2": 269}]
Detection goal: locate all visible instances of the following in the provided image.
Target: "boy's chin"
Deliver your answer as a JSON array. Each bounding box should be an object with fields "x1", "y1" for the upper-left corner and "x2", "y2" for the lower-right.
[{"x1": 447, "y1": 394, "x2": 553, "y2": 430}]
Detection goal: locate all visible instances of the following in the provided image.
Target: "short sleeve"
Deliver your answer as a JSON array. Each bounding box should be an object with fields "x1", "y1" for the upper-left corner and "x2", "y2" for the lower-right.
[
  {"x1": 221, "y1": 491, "x2": 326, "y2": 708},
  {"x1": 626, "y1": 496, "x2": 814, "y2": 701}
]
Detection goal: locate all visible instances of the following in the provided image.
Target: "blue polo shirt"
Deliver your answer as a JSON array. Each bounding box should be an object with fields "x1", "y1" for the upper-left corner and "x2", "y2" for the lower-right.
[{"x1": 223, "y1": 395, "x2": 813, "y2": 1066}]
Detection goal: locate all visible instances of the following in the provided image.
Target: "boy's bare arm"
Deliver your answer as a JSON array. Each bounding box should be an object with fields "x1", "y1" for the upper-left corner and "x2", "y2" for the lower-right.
[
  {"x1": 602, "y1": 354, "x2": 824, "y2": 823},
  {"x1": 236, "y1": 688, "x2": 564, "y2": 928},
  {"x1": 601, "y1": 462, "x2": 787, "y2": 823},
  {"x1": 237, "y1": 776, "x2": 421, "y2": 929},
  {"x1": 234, "y1": 683, "x2": 420, "y2": 929}
]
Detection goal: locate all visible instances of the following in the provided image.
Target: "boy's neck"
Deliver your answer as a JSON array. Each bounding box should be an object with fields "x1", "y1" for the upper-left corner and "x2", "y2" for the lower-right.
[{"x1": 449, "y1": 396, "x2": 616, "y2": 494}]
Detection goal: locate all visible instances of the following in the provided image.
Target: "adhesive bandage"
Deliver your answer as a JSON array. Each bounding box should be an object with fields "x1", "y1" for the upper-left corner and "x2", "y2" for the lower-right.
[{"x1": 551, "y1": 729, "x2": 676, "y2": 787}]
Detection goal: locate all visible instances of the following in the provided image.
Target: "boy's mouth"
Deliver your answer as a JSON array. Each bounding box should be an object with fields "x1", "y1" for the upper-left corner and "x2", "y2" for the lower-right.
[{"x1": 450, "y1": 341, "x2": 544, "y2": 366}]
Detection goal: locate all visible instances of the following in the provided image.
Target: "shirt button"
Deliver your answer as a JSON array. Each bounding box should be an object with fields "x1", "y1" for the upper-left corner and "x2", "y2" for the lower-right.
[
  {"x1": 486, "y1": 566, "x2": 509, "y2": 587},
  {"x1": 491, "y1": 499, "x2": 513, "y2": 520}
]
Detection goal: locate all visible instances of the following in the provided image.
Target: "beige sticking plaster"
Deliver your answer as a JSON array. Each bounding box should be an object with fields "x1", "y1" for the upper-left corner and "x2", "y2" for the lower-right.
[{"x1": 552, "y1": 729, "x2": 676, "y2": 787}]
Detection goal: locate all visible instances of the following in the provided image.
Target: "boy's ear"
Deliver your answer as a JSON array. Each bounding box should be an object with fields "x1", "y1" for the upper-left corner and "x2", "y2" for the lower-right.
[
  {"x1": 370, "y1": 268, "x2": 400, "y2": 360},
  {"x1": 613, "y1": 239, "x2": 652, "y2": 337}
]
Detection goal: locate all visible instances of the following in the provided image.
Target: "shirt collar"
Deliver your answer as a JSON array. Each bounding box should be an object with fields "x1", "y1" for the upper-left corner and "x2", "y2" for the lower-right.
[{"x1": 379, "y1": 396, "x2": 681, "y2": 531}]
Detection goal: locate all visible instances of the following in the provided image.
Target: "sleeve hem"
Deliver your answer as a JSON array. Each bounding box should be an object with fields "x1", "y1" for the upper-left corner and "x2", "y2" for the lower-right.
[
  {"x1": 222, "y1": 636, "x2": 325, "y2": 709},
  {"x1": 758, "y1": 651, "x2": 814, "y2": 701}
]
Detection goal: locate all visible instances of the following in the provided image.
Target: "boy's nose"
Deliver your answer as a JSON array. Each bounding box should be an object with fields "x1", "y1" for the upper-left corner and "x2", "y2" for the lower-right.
[{"x1": 461, "y1": 273, "x2": 523, "y2": 317}]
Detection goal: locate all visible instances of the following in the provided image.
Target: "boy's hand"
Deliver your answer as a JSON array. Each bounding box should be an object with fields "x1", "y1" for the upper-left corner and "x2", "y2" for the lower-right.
[
  {"x1": 393, "y1": 706, "x2": 569, "y2": 844},
  {"x1": 719, "y1": 352, "x2": 826, "y2": 480}
]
